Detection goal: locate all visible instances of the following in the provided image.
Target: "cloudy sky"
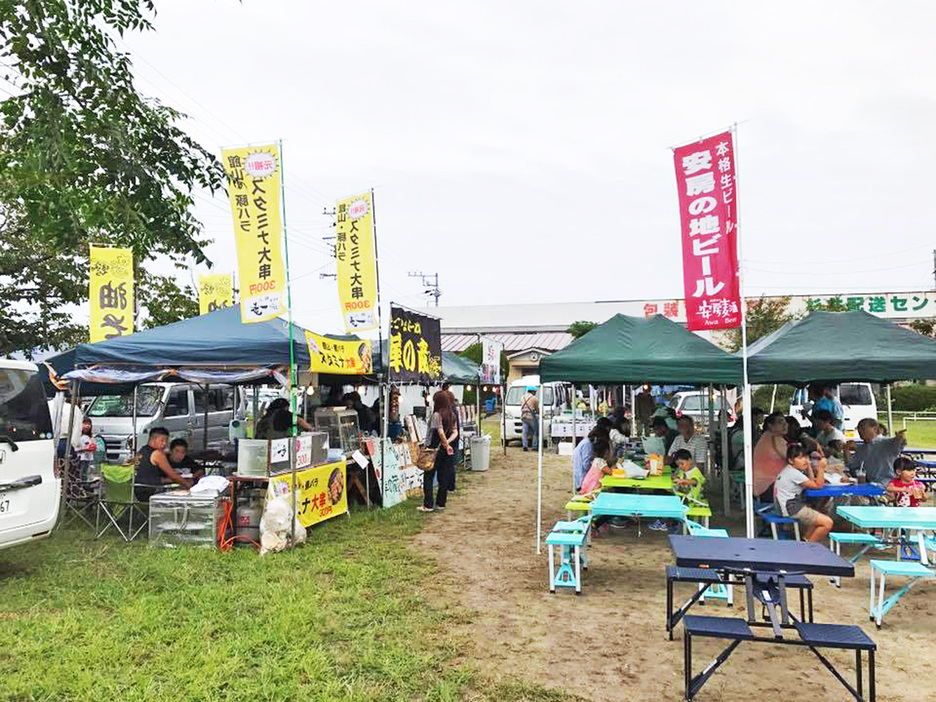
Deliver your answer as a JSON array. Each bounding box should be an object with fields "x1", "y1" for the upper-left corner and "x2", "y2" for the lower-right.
[{"x1": 121, "y1": 0, "x2": 936, "y2": 331}]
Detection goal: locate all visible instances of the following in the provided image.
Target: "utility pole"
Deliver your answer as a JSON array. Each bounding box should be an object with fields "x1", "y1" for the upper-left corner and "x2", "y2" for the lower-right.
[{"x1": 408, "y1": 270, "x2": 441, "y2": 306}]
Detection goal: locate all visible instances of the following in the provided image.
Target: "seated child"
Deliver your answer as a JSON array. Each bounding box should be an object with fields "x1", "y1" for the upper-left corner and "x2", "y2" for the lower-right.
[
  {"x1": 774, "y1": 442, "x2": 833, "y2": 543},
  {"x1": 887, "y1": 456, "x2": 927, "y2": 507},
  {"x1": 651, "y1": 448, "x2": 704, "y2": 532},
  {"x1": 579, "y1": 436, "x2": 616, "y2": 534}
]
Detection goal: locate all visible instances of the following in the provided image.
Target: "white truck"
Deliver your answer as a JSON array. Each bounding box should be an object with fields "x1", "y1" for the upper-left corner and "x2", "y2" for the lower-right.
[{"x1": 501, "y1": 376, "x2": 570, "y2": 446}]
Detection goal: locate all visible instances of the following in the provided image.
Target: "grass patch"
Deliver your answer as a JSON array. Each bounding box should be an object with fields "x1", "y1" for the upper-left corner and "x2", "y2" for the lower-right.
[{"x1": 0, "y1": 505, "x2": 475, "y2": 702}]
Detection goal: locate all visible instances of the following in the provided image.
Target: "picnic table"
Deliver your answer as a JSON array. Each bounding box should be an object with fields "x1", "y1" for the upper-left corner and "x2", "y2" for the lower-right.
[
  {"x1": 669, "y1": 536, "x2": 874, "y2": 701},
  {"x1": 589, "y1": 492, "x2": 685, "y2": 535},
  {"x1": 669, "y1": 535, "x2": 853, "y2": 635},
  {"x1": 600, "y1": 472, "x2": 673, "y2": 492},
  {"x1": 804, "y1": 483, "x2": 885, "y2": 499},
  {"x1": 838, "y1": 506, "x2": 936, "y2": 564}
]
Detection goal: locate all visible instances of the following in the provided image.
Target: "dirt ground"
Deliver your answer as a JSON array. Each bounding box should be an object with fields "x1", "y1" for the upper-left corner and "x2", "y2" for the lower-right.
[{"x1": 413, "y1": 444, "x2": 936, "y2": 701}]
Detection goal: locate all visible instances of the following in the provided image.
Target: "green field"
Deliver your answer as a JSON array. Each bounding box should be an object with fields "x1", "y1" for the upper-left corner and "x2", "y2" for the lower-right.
[
  {"x1": 0, "y1": 501, "x2": 563, "y2": 702},
  {"x1": 882, "y1": 415, "x2": 936, "y2": 449}
]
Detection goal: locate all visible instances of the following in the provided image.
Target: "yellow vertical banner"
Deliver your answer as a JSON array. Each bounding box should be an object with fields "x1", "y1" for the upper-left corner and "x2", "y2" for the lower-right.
[
  {"x1": 198, "y1": 273, "x2": 234, "y2": 315},
  {"x1": 89, "y1": 246, "x2": 134, "y2": 343},
  {"x1": 221, "y1": 144, "x2": 285, "y2": 324},
  {"x1": 335, "y1": 191, "x2": 378, "y2": 333}
]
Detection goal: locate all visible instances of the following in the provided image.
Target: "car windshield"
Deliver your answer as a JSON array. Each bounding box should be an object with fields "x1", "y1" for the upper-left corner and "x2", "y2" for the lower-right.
[
  {"x1": 840, "y1": 384, "x2": 873, "y2": 406},
  {"x1": 0, "y1": 368, "x2": 53, "y2": 441},
  {"x1": 87, "y1": 386, "x2": 164, "y2": 417},
  {"x1": 506, "y1": 386, "x2": 530, "y2": 406}
]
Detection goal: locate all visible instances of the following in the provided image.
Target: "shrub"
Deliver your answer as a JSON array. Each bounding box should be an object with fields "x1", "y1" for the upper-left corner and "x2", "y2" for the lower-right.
[{"x1": 890, "y1": 384, "x2": 936, "y2": 412}]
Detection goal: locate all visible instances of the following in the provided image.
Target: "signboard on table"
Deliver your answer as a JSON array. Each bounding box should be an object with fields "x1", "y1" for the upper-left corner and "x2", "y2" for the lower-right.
[
  {"x1": 673, "y1": 131, "x2": 741, "y2": 331},
  {"x1": 481, "y1": 337, "x2": 503, "y2": 385},
  {"x1": 221, "y1": 144, "x2": 285, "y2": 324},
  {"x1": 388, "y1": 305, "x2": 442, "y2": 383},
  {"x1": 269, "y1": 460, "x2": 348, "y2": 527},
  {"x1": 371, "y1": 438, "x2": 407, "y2": 508},
  {"x1": 89, "y1": 246, "x2": 134, "y2": 343},
  {"x1": 305, "y1": 331, "x2": 373, "y2": 375},
  {"x1": 295, "y1": 434, "x2": 312, "y2": 469},
  {"x1": 198, "y1": 273, "x2": 234, "y2": 315},
  {"x1": 335, "y1": 191, "x2": 379, "y2": 333}
]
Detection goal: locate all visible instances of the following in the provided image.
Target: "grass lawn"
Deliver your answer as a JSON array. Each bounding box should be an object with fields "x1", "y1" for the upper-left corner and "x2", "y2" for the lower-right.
[
  {"x1": 880, "y1": 414, "x2": 936, "y2": 448},
  {"x1": 0, "y1": 500, "x2": 558, "y2": 702}
]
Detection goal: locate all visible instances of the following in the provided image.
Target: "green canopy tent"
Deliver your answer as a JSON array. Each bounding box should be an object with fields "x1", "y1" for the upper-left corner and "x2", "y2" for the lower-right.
[
  {"x1": 736, "y1": 310, "x2": 936, "y2": 534},
  {"x1": 539, "y1": 314, "x2": 742, "y2": 385},
  {"x1": 534, "y1": 314, "x2": 743, "y2": 550},
  {"x1": 746, "y1": 310, "x2": 936, "y2": 385},
  {"x1": 442, "y1": 352, "x2": 480, "y2": 385}
]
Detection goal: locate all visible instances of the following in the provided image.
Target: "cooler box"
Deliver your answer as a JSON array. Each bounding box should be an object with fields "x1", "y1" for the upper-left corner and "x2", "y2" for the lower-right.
[
  {"x1": 470, "y1": 435, "x2": 491, "y2": 472},
  {"x1": 148, "y1": 491, "x2": 228, "y2": 548}
]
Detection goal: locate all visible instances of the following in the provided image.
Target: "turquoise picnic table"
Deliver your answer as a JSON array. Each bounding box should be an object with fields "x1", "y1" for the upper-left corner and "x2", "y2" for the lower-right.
[
  {"x1": 838, "y1": 506, "x2": 936, "y2": 565},
  {"x1": 589, "y1": 492, "x2": 686, "y2": 536}
]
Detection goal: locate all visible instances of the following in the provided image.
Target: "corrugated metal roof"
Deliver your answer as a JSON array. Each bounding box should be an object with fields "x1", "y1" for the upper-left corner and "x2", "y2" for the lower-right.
[{"x1": 441, "y1": 332, "x2": 574, "y2": 353}]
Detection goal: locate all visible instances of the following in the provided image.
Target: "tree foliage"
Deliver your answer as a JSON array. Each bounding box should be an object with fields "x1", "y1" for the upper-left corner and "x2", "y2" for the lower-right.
[
  {"x1": 567, "y1": 320, "x2": 598, "y2": 339},
  {"x1": 723, "y1": 296, "x2": 794, "y2": 353},
  {"x1": 911, "y1": 318, "x2": 935, "y2": 338},
  {"x1": 459, "y1": 342, "x2": 510, "y2": 379},
  {"x1": 0, "y1": 0, "x2": 223, "y2": 355}
]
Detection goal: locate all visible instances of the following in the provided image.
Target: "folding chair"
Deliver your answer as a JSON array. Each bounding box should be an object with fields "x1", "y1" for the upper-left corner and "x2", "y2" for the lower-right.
[
  {"x1": 59, "y1": 455, "x2": 102, "y2": 531},
  {"x1": 96, "y1": 463, "x2": 150, "y2": 541}
]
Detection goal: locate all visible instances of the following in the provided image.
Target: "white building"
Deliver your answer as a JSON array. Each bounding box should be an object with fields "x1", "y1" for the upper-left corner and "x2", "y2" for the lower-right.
[{"x1": 438, "y1": 291, "x2": 936, "y2": 381}]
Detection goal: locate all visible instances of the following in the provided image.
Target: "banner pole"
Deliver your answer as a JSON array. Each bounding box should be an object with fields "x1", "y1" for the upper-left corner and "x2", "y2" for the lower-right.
[
  {"x1": 732, "y1": 123, "x2": 755, "y2": 539},
  {"x1": 536, "y1": 392, "x2": 544, "y2": 554},
  {"x1": 279, "y1": 139, "x2": 298, "y2": 545},
  {"x1": 372, "y1": 189, "x2": 385, "y2": 508}
]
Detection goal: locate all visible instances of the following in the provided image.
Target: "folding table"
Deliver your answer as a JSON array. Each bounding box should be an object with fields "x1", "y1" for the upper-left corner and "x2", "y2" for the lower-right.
[
  {"x1": 589, "y1": 492, "x2": 685, "y2": 536},
  {"x1": 599, "y1": 472, "x2": 673, "y2": 492},
  {"x1": 838, "y1": 506, "x2": 936, "y2": 565},
  {"x1": 669, "y1": 535, "x2": 853, "y2": 637}
]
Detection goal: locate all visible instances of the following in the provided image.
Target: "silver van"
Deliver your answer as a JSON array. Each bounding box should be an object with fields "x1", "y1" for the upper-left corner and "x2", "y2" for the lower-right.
[
  {"x1": 0, "y1": 359, "x2": 60, "y2": 551},
  {"x1": 86, "y1": 382, "x2": 237, "y2": 462}
]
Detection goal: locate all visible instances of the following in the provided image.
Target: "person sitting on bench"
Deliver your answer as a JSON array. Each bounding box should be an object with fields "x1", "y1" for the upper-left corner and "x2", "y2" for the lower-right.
[
  {"x1": 774, "y1": 442, "x2": 833, "y2": 542},
  {"x1": 579, "y1": 436, "x2": 616, "y2": 534},
  {"x1": 135, "y1": 427, "x2": 192, "y2": 502},
  {"x1": 168, "y1": 438, "x2": 205, "y2": 484}
]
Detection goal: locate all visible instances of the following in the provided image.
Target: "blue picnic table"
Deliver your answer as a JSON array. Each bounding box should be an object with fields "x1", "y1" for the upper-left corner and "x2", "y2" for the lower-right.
[
  {"x1": 589, "y1": 492, "x2": 686, "y2": 535},
  {"x1": 838, "y1": 506, "x2": 936, "y2": 565},
  {"x1": 804, "y1": 483, "x2": 885, "y2": 499}
]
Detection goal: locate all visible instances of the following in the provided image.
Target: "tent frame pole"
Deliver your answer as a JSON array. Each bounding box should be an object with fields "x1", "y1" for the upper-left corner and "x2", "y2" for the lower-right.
[
  {"x1": 886, "y1": 383, "x2": 894, "y2": 435},
  {"x1": 720, "y1": 385, "x2": 731, "y2": 517},
  {"x1": 536, "y1": 391, "x2": 545, "y2": 554}
]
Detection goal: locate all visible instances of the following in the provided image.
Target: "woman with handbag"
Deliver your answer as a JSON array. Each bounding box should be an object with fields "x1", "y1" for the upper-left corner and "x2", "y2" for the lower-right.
[{"x1": 418, "y1": 392, "x2": 459, "y2": 512}]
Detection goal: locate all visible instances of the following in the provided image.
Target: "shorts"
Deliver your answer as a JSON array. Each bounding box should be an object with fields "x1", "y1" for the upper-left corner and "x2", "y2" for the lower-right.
[{"x1": 791, "y1": 504, "x2": 824, "y2": 528}]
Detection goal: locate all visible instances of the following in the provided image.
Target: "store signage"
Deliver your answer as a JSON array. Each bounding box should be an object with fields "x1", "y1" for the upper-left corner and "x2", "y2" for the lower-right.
[
  {"x1": 305, "y1": 331, "x2": 373, "y2": 375},
  {"x1": 221, "y1": 143, "x2": 285, "y2": 324},
  {"x1": 269, "y1": 460, "x2": 348, "y2": 527},
  {"x1": 481, "y1": 337, "x2": 503, "y2": 385},
  {"x1": 198, "y1": 273, "x2": 233, "y2": 315},
  {"x1": 89, "y1": 246, "x2": 134, "y2": 343},
  {"x1": 388, "y1": 305, "x2": 442, "y2": 383},
  {"x1": 335, "y1": 191, "x2": 378, "y2": 333},
  {"x1": 673, "y1": 131, "x2": 741, "y2": 331}
]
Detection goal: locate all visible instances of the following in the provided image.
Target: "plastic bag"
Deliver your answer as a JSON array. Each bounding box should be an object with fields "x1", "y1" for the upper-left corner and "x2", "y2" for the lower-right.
[{"x1": 258, "y1": 486, "x2": 307, "y2": 556}]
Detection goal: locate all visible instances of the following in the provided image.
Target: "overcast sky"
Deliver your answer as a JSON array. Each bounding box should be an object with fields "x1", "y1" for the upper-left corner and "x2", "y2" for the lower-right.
[{"x1": 121, "y1": 0, "x2": 936, "y2": 332}]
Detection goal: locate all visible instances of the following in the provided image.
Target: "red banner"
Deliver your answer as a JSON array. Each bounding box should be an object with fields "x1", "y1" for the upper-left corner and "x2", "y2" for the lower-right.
[{"x1": 674, "y1": 131, "x2": 741, "y2": 331}]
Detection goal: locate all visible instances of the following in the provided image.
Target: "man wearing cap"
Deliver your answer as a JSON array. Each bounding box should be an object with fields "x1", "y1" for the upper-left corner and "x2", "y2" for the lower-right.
[{"x1": 521, "y1": 386, "x2": 539, "y2": 452}]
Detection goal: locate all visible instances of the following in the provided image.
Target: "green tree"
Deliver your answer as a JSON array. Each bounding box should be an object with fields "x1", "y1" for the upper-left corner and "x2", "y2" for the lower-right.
[
  {"x1": 0, "y1": 0, "x2": 224, "y2": 355},
  {"x1": 459, "y1": 342, "x2": 510, "y2": 379},
  {"x1": 567, "y1": 320, "x2": 598, "y2": 339},
  {"x1": 723, "y1": 296, "x2": 794, "y2": 352},
  {"x1": 911, "y1": 319, "x2": 935, "y2": 338}
]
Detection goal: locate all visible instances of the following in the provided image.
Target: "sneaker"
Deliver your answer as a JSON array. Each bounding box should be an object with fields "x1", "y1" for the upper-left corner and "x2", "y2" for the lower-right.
[
  {"x1": 436, "y1": 505, "x2": 446, "y2": 510},
  {"x1": 609, "y1": 517, "x2": 630, "y2": 529},
  {"x1": 648, "y1": 519, "x2": 668, "y2": 531},
  {"x1": 417, "y1": 505, "x2": 434, "y2": 512}
]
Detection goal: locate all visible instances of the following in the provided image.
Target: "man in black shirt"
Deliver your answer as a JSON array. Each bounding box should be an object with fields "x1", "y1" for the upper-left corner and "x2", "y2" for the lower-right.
[
  {"x1": 169, "y1": 438, "x2": 204, "y2": 483},
  {"x1": 135, "y1": 427, "x2": 191, "y2": 501}
]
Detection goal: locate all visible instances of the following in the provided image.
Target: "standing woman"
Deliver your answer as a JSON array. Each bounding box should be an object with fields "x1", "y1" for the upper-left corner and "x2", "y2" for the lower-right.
[
  {"x1": 418, "y1": 391, "x2": 459, "y2": 513},
  {"x1": 752, "y1": 411, "x2": 790, "y2": 502}
]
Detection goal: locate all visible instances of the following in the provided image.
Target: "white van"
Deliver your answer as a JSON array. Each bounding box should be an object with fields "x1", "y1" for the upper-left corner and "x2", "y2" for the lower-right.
[
  {"x1": 85, "y1": 382, "x2": 237, "y2": 462},
  {"x1": 790, "y1": 382, "x2": 877, "y2": 439},
  {"x1": 0, "y1": 359, "x2": 60, "y2": 551},
  {"x1": 502, "y1": 376, "x2": 570, "y2": 446}
]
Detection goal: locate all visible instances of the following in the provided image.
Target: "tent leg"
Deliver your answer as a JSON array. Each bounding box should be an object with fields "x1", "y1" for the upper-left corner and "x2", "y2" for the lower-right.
[
  {"x1": 720, "y1": 385, "x2": 731, "y2": 517},
  {"x1": 769, "y1": 384, "x2": 777, "y2": 414},
  {"x1": 886, "y1": 384, "x2": 894, "y2": 436},
  {"x1": 707, "y1": 384, "x2": 715, "y2": 479},
  {"x1": 536, "y1": 398, "x2": 544, "y2": 554}
]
